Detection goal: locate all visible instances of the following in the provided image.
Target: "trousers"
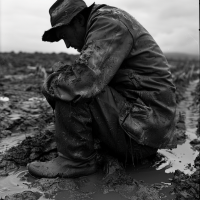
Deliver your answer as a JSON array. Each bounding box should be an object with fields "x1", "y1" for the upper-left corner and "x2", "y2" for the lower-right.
[{"x1": 54, "y1": 86, "x2": 158, "y2": 165}]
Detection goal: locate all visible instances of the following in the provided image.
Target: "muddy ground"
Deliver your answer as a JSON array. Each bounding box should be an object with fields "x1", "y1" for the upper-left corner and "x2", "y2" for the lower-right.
[{"x1": 0, "y1": 52, "x2": 199, "y2": 200}]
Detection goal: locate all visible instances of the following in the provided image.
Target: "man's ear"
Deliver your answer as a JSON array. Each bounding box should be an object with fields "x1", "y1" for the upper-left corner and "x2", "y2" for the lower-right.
[{"x1": 74, "y1": 13, "x2": 85, "y2": 27}]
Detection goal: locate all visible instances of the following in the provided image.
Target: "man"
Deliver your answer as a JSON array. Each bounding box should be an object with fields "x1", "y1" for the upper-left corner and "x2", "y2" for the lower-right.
[{"x1": 27, "y1": 0, "x2": 177, "y2": 178}]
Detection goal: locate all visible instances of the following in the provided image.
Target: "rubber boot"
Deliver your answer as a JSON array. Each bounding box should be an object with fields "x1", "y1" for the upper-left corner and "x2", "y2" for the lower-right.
[
  {"x1": 27, "y1": 153, "x2": 97, "y2": 178},
  {"x1": 28, "y1": 100, "x2": 98, "y2": 178}
]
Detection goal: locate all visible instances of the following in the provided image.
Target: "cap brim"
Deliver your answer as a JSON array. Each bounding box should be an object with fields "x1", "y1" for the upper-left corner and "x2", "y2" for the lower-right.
[{"x1": 42, "y1": 23, "x2": 67, "y2": 42}]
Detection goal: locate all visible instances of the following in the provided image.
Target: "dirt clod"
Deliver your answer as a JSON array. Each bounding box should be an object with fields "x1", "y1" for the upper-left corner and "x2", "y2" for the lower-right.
[{"x1": 4, "y1": 191, "x2": 42, "y2": 200}]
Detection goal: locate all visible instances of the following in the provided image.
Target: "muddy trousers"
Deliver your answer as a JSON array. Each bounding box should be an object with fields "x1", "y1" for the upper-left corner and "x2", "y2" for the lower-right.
[{"x1": 54, "y1": 86, "x2": 158, "y2": 165}]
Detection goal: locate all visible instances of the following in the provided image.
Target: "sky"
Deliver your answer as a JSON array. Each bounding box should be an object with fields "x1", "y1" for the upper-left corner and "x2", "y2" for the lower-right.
[{"x1": 0, "y1": 0, "x2": 199, "y2": 55}]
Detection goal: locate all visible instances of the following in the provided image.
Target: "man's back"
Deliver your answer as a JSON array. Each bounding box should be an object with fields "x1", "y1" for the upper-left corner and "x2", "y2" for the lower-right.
[{"x1": 84, "y1": 4, "x2": 177, "y2": 149}]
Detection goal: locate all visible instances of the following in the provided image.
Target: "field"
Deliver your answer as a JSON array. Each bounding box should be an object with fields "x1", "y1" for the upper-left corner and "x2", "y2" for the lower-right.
[{"x1": 0, "y1": 52, "x2": 199, "y2": 200}]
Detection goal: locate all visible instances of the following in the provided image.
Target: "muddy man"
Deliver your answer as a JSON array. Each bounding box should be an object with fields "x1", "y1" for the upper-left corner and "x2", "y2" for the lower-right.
[{"x1": 27, "y1": 0, "x2": 177, "y2": 178}]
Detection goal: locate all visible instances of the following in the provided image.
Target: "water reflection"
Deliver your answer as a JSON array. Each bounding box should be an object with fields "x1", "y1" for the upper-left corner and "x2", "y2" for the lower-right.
[
  {"x1": 157, "y1": 80, "x2": 199, "y2": 174},
  {"x1": 0, "y1": 97, "x2": 9, "y2": 102}
]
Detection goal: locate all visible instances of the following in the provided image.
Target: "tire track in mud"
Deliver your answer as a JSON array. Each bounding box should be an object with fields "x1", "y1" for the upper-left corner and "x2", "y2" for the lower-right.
[
  {"x1": 157, "y1": 79, "x2": 199, "y2": 175},
  {"x1": 156, "y1": 79, "x2": 200, "y2": 200}
]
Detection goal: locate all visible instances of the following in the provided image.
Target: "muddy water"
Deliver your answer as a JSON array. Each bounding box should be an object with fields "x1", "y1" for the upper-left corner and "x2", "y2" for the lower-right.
[
  {"x1": 0, "y1": 167, "x2": 172, "y2": 200},
  {"x1": 158, "y1": 79, "x2": 199, "y2": 175},
  {"x1": 0, "y1": 168, "x2": 39, "y2": 197},
  {"x1": 0, "y1": 80, "x2": 199, "y2": 200},
  {"x1": 0, "y1": 97, "x2": 9, "y2": 102},
  {"x1": 0, "y1": 133, "x2": 32, "y2": 153}
]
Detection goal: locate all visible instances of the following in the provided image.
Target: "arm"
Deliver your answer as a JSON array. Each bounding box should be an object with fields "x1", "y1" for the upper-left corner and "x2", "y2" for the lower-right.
[{"x1": 43, "y1": 13, "x2": 133, "y2": 103}]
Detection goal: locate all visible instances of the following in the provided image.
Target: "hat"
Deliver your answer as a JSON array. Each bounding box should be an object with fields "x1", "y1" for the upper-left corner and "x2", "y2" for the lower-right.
[{"x1": 42, "y1": 0, "x2": 87, "y2": 42}]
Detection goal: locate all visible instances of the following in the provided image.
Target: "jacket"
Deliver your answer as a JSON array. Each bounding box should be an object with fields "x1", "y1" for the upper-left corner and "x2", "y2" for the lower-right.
[{"x1": 42, "y1": 4, "x2": 177, "y2": 149}]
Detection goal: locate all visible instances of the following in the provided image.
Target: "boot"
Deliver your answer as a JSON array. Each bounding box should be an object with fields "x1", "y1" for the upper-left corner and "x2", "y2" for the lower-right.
[
  {"x1": 28, "y1": 100, "x2": 98, "y2": 178},
  {"x1": 27, "y1": 153, "x2": 97, "y2": 178}
]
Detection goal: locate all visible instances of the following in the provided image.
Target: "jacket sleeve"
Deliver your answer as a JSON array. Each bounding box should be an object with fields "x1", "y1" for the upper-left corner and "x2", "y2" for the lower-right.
[{"x1": 47, "y1": 13, "x2": 133, "y2": 103}]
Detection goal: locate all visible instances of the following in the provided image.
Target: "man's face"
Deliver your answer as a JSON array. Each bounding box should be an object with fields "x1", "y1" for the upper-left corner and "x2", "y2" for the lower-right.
[{"x1": 55, "y1": 20, "x2": 86, "y2": 52}]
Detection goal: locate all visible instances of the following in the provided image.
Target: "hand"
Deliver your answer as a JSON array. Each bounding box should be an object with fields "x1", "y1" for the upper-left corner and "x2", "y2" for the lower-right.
[{"x1": 42, "y1": 72, "x2": 60, "y2": 109}]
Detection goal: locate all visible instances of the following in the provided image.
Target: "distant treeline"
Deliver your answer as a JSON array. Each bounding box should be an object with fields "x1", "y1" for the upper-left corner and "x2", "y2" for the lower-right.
[
  {"x1": 0, "y1": 52, "x2": 78, "y2": 71},
  {"x1": 164, "y1": 52, "x2": 199, "y2": 61},
  {"x1": 0, "y1": 51, "x2": 199, "y2": 71}
]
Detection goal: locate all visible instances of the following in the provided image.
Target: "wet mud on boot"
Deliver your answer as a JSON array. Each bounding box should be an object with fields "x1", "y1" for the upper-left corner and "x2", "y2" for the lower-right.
[{"x1": 27, "y1": 154, "x2": 98, "y2": 178}]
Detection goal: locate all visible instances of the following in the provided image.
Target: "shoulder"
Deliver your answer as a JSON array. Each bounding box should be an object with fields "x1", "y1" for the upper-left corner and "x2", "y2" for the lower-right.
[
  {"x1": 86, "y1": 4, "x2": 131, "y2": 34},
  {"x1": 88, "y1": 4, "x2": 124, "y2": 23}
]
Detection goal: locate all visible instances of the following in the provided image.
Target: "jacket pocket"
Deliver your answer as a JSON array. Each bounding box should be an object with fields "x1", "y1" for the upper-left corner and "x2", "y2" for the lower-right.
[{"x1": 119, "y1": 97, "x2": 152, "y2": 144}]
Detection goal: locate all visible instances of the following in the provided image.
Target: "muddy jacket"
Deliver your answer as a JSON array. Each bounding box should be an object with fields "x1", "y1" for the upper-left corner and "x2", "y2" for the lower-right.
[{"x1": 43, "y1": 4, "x2": 177, "y2": 149}]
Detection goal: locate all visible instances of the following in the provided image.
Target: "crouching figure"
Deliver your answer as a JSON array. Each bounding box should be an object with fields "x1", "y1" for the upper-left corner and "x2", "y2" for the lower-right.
[{"x1": 27, "y1": 0, "x2": 177, "y2": 178}]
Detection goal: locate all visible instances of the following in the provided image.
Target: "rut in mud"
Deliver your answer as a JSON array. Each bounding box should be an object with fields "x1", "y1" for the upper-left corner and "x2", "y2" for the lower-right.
[{"x1": 0, "y1": 52, "x2": 199, "y2": 200}]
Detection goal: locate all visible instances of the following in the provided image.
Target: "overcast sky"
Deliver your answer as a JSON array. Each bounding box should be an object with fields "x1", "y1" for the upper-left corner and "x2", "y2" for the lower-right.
[{"x1": 0, "y1": 0, "x2": 199, "y2": 55}]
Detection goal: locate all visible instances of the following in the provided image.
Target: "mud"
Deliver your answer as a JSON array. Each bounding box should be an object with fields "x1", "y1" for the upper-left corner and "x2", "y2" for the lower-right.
[
  {"x1": 0, "y1": 52, "x2": 199, "y2": 199},
  {"x1": 0, "y1": 129, "x2": 57, "y2": 175},
  {"x1": 171, "y1": 154, "x2": 200, "y2": 200},
  {"x1": 4, "y1": 191, "x2": 42, "y2": 200},
  {"x1": 169, "y1": 78, "x2": 200, "y2": 200}
]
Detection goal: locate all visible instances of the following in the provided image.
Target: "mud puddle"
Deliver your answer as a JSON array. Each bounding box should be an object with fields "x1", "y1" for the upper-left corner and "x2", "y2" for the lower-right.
[
  {"x1": 0, "y1": 80, "x2": 199, "y2": 200},
  {"x1": 0, "y1": 166, "x2": 173, "y2": 200},
  {"x1": 0, "y1": 168, "x2": 39, "y2": 197},
  {"x1": 158, "y1": 79, "x2": 199, "y2": 175},
  {"x1": 0, "y1": 133, "x2": 33, "y2": 153},
  {"x1": 0, "y1": 97, "x2": 9, "y2": 102}
]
